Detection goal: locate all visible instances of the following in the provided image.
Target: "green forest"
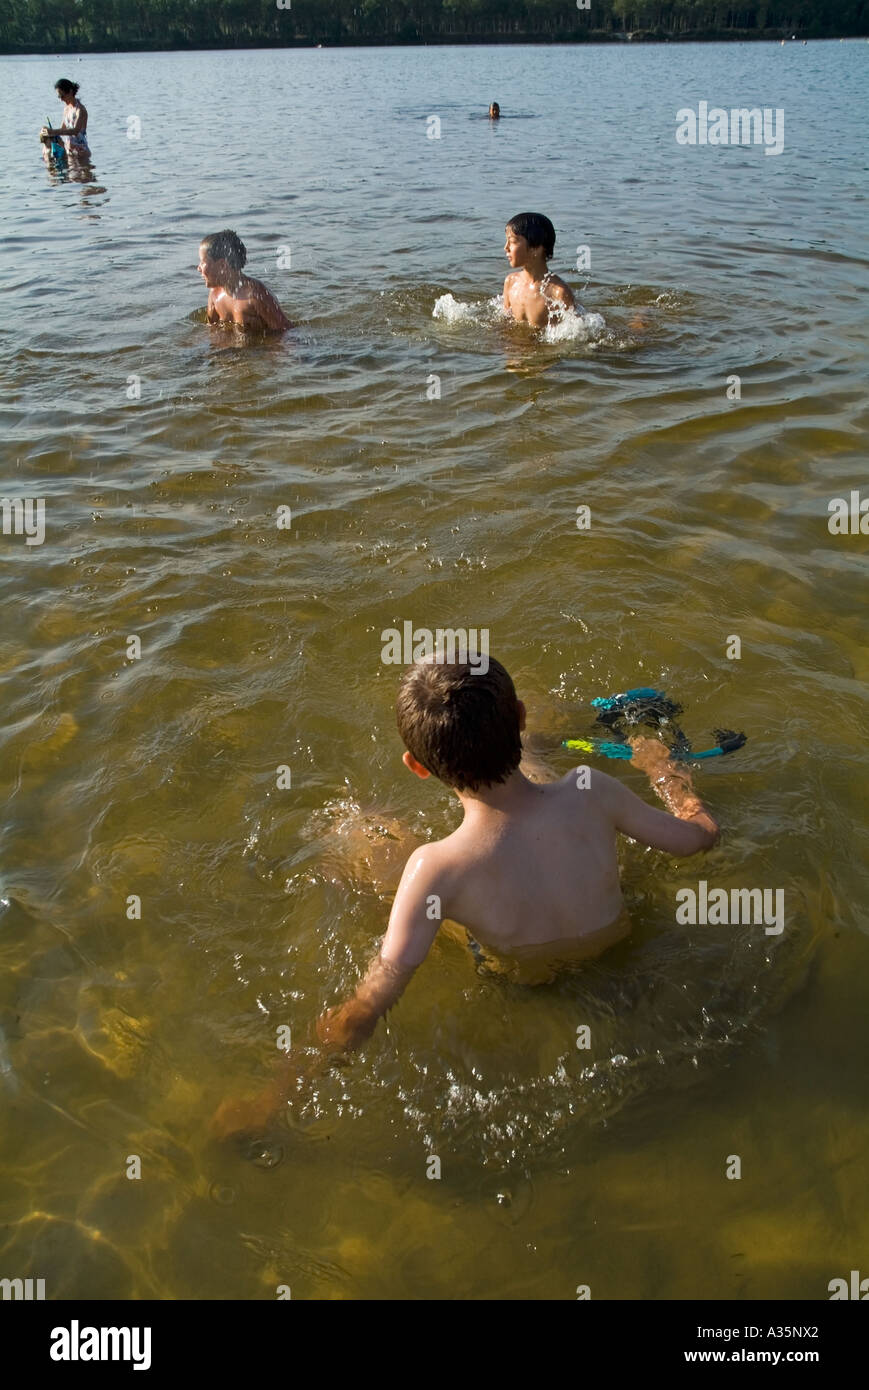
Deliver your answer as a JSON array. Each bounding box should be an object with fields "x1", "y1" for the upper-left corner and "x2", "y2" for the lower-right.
[{"x1": 1, "y1": 0, "x2": 865, "y2": 51}]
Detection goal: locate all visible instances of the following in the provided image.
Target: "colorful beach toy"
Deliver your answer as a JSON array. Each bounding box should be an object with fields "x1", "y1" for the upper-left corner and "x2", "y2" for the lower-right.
[
  {"x1": 563, "y1": 686, "x2": 747, "y2": 763},
  {"x1": 44, "y1": 116, "x2": 67, "y2": 165}
]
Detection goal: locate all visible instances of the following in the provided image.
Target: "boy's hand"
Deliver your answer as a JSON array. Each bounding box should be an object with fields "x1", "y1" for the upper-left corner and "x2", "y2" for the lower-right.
[
  {"x1": 629, "y1": 735, "x2": 673, "y2": 775},
  {"x1": 625, "y1": 735, "x2": 719, "y2": 847},
  {"x1": 315, "y1": 1005, "x2": 346, "y2": 1047},
  {"x1": 211, "y1": 1089, "x2": 283, "y2": 1142},
  {"x1": 315, "y1": 1000, "x2": 376, "y2": 1051},
  {"x1": 211, "y1": 1054, "x2": 310, "y2": 1142}
]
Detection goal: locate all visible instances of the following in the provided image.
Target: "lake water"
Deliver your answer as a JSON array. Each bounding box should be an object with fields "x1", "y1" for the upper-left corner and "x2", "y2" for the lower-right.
[{"x1": 1, "y1": 40, "x2": 867, "y2": 1300}]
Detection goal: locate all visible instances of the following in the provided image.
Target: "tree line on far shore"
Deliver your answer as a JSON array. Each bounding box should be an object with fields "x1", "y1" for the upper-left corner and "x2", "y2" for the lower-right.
[{"x1": 1, "y1": 0, "x2": 863, "y2": 52}]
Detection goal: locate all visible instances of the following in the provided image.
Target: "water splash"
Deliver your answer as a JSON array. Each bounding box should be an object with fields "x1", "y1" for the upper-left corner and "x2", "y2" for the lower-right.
[
  {"x1": 432, "y1": 292, "x2": 606, "y2": 344},
  {"x1": 542, "y1": 307, "x2": 606, "y2": 344},
  {"x1": 432, "y1": 293, "x2": 502, "y2": 325}
]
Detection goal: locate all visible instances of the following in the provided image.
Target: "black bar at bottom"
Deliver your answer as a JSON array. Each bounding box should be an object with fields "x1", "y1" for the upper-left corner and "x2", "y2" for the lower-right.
[{"x1": 3, "y1": 1297, "x2": 865, "y2": 1374}]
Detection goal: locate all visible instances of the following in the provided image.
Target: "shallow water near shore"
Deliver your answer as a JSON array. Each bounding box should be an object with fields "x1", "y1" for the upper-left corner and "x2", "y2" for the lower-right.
[{"x1": 0, "y1": 40, "x2": 867, "y2": 1300}]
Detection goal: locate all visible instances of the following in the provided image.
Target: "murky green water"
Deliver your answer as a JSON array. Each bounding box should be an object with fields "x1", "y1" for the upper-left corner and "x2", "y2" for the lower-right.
[{"x1": 1, "y1": 41, "x2": 867, "y2": 1299}]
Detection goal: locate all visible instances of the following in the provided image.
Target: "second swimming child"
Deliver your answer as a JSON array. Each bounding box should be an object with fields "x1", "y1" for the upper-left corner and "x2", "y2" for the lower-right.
[
  {"x1": 197, "y1": 230, "x2": 291, "y2": 332},
  {"x1": 503, "y1": 212, "x2": 576, "y2": 328}
]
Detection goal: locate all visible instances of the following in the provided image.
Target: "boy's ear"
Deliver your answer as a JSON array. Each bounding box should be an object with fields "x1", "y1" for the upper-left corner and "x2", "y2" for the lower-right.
[{"x1": 402, "y1": 750, "x2": 430, "y2": 780}]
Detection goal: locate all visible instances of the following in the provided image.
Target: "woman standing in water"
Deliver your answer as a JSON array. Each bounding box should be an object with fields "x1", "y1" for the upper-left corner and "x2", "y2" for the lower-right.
[{"x1": 41, "y1": 79, "x2": 90, "y2": 158}]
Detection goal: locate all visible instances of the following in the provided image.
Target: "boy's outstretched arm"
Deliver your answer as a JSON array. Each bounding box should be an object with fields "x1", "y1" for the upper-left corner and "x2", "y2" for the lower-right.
[
  {"x1": 315, "y1": 847, "x2": 444, "y2": 1051},
  {"x1": 211, "y1": 848, "x2": 443, "y2": 1141},
  {"x1": 598, "y1": 736, "x2": 720, "y2": 855}
]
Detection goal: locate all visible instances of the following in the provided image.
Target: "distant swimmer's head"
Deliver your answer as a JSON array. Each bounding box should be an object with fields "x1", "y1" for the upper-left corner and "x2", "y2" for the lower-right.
[
  {"x1": 198, "y1": 229, "x2": 247, "y2": 288},
  {"x1": 55, "y1": 79, "x2": 80, "y2": 100},
  {"x1": 489, "y1": 102, "x2": 500, "y2": 119},
  {"x1": 396, "y1": 656, "x2": 524, "y2": 794},
  {"x1": 505, "y1": 212, "x2": 556, "y2": 268}
]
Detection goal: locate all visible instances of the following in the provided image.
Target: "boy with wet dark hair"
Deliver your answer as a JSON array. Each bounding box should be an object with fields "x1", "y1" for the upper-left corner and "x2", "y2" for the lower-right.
[
  {"x1": 395, "y1": 657, "x2": 522, "y2": 793},
  {"x1": 197, "y1": 229, "x2": 291, "y2": 332},
  {"x1": 213, "y1": 655, "x2": 719, "y2": 1136},
  {"x1": 507, "y1": 212, "x2": 555, "y2": 257},
  {"x1": 503, "y1": 211, "x2": 576, "y2": 327}
]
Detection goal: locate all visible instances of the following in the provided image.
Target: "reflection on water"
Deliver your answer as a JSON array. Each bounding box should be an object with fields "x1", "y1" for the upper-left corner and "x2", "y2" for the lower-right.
[
  {"x1": 0, "y1": 39, "x2": 867, "y2": 1299},
  {"x1": 42, "y1": 141, "x2": 105, "y2": 187}
]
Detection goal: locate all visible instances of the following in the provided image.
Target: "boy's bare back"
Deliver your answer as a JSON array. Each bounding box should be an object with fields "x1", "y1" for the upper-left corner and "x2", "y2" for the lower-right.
[
  {"x1": 207, "y1": 275, "x2": 290, "y2": 332},
  {"x1": 382, "y1": 761, "x2": 713, "y2": 972}
]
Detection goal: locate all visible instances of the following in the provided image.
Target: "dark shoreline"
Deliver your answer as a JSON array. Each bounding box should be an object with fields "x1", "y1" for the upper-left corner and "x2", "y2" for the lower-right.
[{"x1": 3, "y1": 32, "x2": 867, "y2": 56}]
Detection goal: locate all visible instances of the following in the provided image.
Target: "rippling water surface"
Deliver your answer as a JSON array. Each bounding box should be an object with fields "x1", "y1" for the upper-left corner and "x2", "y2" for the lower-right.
[{"x1": 1, "y1": 41, "x2": 867, "y2": 1300}]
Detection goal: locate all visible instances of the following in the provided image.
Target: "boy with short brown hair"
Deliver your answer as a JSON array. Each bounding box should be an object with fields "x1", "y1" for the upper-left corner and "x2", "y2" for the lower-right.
[{"x1": 213, "y1": 657, "x2": 718, "y2": 1139}]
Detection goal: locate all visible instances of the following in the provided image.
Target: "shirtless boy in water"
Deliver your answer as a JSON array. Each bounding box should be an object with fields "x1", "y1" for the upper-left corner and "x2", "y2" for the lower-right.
[
  {"x1": 197, "y1": 229, "x2": 291, "y2": 332},
  {"x1": 213, "y1": 657, "x2": 718, "y2": 1138},
  {"x1": 502, "y1": 212, "x2": 576, "y2": 328}
]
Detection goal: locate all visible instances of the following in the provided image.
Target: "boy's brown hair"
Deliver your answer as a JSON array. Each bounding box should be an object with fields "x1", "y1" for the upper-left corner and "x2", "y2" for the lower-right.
[
  {"x1": 396, "y1": 657, "x2": 522, "y2": 792},
  {"x1": 200, "y1": 229, "x2": 247, "y2": 270}
]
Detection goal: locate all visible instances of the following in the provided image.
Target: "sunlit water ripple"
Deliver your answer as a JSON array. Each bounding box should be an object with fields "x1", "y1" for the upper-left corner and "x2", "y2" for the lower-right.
[{"x1": 0, "y1": 41, "x2": 867, "y2": 1299}]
